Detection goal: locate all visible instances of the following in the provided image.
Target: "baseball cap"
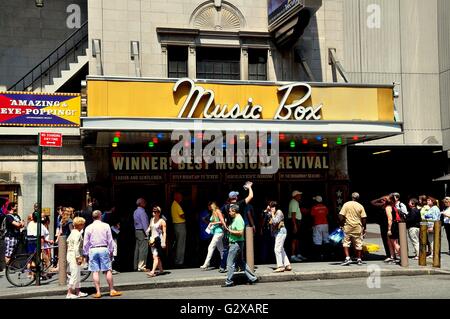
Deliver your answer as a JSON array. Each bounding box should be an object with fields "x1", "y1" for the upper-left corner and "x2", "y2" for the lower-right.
[
  {"x1": 313, "y1": 195, "x2": 323, "y2": 203},
  {"x1": 229, "y1": 191, "x2": 239, "y2": 199},
  {"x1": 292, "y1": 190, "x2": 302, "y2": 197}
]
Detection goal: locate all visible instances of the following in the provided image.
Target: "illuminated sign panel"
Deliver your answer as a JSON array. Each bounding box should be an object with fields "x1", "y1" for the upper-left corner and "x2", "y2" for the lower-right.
[{"x1": 87, "y1": 78, "x2": 395, "y2": 123}]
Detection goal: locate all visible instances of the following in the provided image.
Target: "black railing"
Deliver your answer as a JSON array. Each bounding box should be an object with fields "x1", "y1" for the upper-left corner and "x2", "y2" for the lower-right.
[{"x1": 8, "y1": 21, "x2": 88, "y2": 92}]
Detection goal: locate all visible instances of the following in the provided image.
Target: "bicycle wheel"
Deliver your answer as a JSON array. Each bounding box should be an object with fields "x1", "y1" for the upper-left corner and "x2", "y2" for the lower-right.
[{"x1": 6, "y1": 254, "x2": 36, "y2": 287}]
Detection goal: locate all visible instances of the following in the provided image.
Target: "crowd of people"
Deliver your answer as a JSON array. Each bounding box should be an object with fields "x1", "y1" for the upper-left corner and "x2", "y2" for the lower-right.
[{"x1": 0, "y1": 184, "x2": 450, "y2": 293}]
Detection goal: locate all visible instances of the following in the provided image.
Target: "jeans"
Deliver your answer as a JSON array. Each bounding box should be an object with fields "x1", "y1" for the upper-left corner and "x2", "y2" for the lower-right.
[{"x1": 225, "y1": 242, "x2": 257, "y2": 285}]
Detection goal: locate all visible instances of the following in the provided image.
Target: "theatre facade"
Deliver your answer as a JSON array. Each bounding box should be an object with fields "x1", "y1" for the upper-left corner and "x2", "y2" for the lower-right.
[{"x1": 80, "y1": 76, "x2": 401, "y2": 222}]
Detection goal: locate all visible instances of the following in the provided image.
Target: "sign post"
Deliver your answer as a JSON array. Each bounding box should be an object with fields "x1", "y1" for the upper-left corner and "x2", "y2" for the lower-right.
[{"x1": 36, "y1": 132, "x2": 62, "y2": 286}]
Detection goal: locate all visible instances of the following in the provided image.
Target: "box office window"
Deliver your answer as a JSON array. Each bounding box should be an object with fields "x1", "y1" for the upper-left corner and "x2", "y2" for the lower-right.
[
  {"x1": 168, "y1": 46, "x2": 188, "y2": 78},
  {"x1": 248, "y1": 49, "x2": 267, "y2": 81},
  {"x1": 196, "y1": 47, "x2": 240, "y2": 80}
]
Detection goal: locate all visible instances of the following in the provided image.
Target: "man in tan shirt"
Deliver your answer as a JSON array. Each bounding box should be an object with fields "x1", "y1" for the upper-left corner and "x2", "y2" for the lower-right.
[{"x1": 338, "y1": 192, "x2": 367, "y2": 266}]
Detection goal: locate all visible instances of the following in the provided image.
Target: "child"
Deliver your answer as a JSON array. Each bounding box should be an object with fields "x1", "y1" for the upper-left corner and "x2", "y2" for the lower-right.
[{"x1": 66, "y1": 217, "x2": 88, "y2": 299}]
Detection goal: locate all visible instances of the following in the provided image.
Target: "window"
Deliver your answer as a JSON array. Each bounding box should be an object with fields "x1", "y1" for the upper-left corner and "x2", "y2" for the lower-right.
[
  {"x1": 196, "y1": 47, "x2": 240, "y2": 80},
  {"x1": 248, "y1": 49, "x2": 267, "y2": 81},
  {"x1": 168, "y1": 46, "x2": 188, "y2": 78}
]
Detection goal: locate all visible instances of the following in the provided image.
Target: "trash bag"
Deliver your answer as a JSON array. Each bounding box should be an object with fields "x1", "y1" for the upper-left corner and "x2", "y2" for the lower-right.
[{"x1": 328, "y1": 227, "x2": 344, "y2": 244}]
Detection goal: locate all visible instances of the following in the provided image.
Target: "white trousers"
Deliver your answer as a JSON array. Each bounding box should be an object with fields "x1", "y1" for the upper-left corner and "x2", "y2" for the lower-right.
[
  {"x1": 202, "y1": 232, "x2": 224, "y2": 267},
  {"x1": 67, "y1": 252, "x2": 80, "y2": 289},
  {"x1": 274, "y1": 231, "x2": 290, "y2": 267}
]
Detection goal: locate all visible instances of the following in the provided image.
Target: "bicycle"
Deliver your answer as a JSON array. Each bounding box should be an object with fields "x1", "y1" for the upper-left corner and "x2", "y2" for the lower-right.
[{"x1": 6, "y1": 245, "x2": 91, "y2": 287}]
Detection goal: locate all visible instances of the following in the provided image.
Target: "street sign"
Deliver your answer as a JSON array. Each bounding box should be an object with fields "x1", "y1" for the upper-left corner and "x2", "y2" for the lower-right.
[{"x1": 39, "y1": 132, "x2": 62, "y2": 147}]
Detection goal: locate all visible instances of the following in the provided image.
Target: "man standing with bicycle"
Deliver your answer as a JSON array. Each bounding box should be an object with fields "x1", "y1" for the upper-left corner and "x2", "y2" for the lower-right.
[
  {"x1": 4, "y1": 202, "x2": 24, "y2": 264},
  {"x1": 83, "y1": 210, "x2": 122, "y2": 298}
]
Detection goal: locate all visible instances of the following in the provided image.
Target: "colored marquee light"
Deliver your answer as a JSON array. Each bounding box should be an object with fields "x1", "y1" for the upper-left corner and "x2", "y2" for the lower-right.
[
  {"x1": 257, "y1": 140, "x2": 262, "y2": 148},
  {"x1": 185, "y1": 140, "x2": 192, "y2": 147},
  {"x1": 222, "y1": 143, "x2": 227, "y2": 149},
  {"x1": 112, "y1": 142, "x2": 118, "y2": 148},
  {"x1": 113, "y1": 136, "x2": 120, "y2": 143},
  {"x1": 229, "y1": 138, "x2": 235, "y2": 145},
  {"x1": 280, "y1": 133, "x2": 286, "y2": 141},
  {"x1": 336, "y1": 137, "x2": 343, "y2": 145},
  {"x1": 290, "y1": 140, "x2": 296, "y2": 148},
  {"x1": 114, "y1": 131, "x2": 121, "y2": 137},
  {"x1": 148, "y1": 141, "x2": 154, "y2": 148},
  {"x1": 196, "y1": 132, "x2": 203, "y2": 139},
  {"x1": 191, "y1": 137, "x2": 196, "y2": 144},
  {"x1": 316, "y1": 136, "x2": 323, "y2": 141},
  {"x1": 352, "y1": 136, "x2": 359, "y2": 141},
  {"x1": 239, "y1": 133, "x2": 246, "y2": 140},
  {"x1": 157, "y1": 133, "x2": 163, "y2": 139},
  {"x1": 152, "y1": 137, "x2": 158, "y2": 144},
  {"x1": 302, "y1": 138, "x2": 308, "y2": 145},
  {"x1": 322, "y1": 139, "x2": 328, "y2": 148}
]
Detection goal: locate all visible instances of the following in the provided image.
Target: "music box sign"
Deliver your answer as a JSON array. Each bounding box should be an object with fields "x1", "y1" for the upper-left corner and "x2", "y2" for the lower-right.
[
  {"x1": 173, "y1": 78, "x2": 322, "y2": 121},
  {"x1": 87, "y1": 77, "x2": 395, "y2": 122}
]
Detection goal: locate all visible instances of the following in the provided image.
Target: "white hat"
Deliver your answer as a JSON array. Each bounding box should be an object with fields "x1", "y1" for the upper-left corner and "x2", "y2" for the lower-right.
[
  {"x1": 313, "y1": 196, "x2": 323, "y2": 203},
  {"x1": 292, "y1": 190, "x2": 302, "y2": 197}
]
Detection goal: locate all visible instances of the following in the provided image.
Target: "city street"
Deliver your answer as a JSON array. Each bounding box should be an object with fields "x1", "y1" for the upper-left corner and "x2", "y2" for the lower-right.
[{"x1": 29, "y1": 275, "x2": 450, "y2": 299}]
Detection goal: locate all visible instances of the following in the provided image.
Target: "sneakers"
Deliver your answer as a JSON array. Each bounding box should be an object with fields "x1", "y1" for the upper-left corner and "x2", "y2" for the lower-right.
[
  {"x1": 357, "y1": 259, "x2": 363, "y2": 266},
  {"x1": 112, "y1": 269, "x2": 120, "y2": 275},
  {"x1": 66, "y1": 293, "x2": 80, "y2": 299},
  {"x1": 77, "y1": 292, "x2": 88, "y2": 298},
  {"x1": 218, "y1": 268, "x2": 227, "y2": 273},
  {"x1": 340, "y1": 258, "x2": 352, "y2": 266},
  {"x1": 200, "y1": 265, "x2": 208, "y2": 269},
  {"x1": 384, "y1": 257, "x2": 394, "y2": 263},
  {"x1": 221, "y1": 282, "x2": 234, "y2": 288},
  {"x1": 291, "y1": 256, "x2": 302, "y2": 262},
  {"x1": 296, "y1": 254, "x2": 307, "y2": 261}
]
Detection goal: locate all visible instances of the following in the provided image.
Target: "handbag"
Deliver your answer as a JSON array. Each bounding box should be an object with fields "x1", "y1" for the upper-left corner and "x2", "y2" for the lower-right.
[{"x1": 328, "y1": 228, "x2": 344, "y2": 244}]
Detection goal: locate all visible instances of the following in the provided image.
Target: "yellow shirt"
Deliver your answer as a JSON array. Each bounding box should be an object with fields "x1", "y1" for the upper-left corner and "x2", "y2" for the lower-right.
[
  {"x1": 171, "y1": 201, "x2": 186, "y2": 224},
  {"x1": 339, "y1": 200, "x2": 367, "y2": 229}
]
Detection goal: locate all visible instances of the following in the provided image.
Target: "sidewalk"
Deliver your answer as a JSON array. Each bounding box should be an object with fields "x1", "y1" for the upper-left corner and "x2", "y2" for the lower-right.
[{"x1": 0, "y1": 224, "x2": 449, "y2": 299}]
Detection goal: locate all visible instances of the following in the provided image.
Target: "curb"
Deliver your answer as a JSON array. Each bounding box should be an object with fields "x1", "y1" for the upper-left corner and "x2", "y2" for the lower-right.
[{"x1": 1, "y1": 267, "x2": 449, "y2": 299}]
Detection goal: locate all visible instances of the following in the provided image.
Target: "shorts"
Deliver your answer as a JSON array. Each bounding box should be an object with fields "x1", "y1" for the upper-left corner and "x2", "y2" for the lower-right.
[
  {"x1": 5, "y1": 237, "x2": 18, "y2": 257},
  {"x1": 342, "y1": 232, "x2": 363, "y2": 250},
  {"x1": 88, "y1": 247, "x2": 111, "y2": 272},
  {"x1": 312, "y1": 224, "x2": 329, "y2": 245},
  {"x1": 27, "y1": 241, "x2": 37, "y2": 254},
  {"x1": 389, "y1": 222, "x2": 399, "y2": 239}
]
